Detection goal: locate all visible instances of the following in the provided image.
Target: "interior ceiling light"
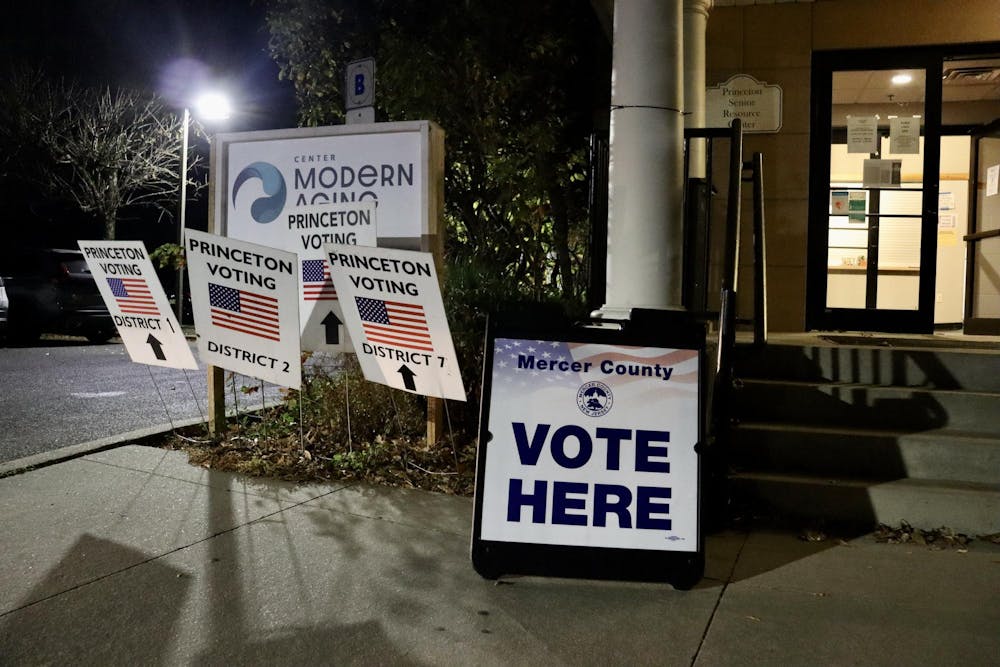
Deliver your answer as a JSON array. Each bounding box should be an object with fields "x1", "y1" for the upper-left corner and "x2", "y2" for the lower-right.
[{"x1": 891, "y1": 73, "x2": 913, "y2": 85}]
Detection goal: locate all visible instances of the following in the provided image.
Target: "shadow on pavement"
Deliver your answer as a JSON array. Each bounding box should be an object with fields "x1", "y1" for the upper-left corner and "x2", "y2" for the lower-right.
[{"x1": 0, "y1": 534, "x2": 190, "y2": 663}]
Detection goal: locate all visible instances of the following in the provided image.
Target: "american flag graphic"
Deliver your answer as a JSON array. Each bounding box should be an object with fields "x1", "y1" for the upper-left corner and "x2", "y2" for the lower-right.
[
  {"x1": 355, "y1": 296, "x2": 432, "y2": 352},
  {"x1": 208, "y1": 283, "x2": 280, "y2": 342},
  {"x1": 491, "y1": 338, "x2": 698, "y2": 398},
  {"x1": 301, "y1": 259, "x2": 337, "y2": 301},
  {"x1": 107, "y1": 277, "x2": 158, "y2": 316}
]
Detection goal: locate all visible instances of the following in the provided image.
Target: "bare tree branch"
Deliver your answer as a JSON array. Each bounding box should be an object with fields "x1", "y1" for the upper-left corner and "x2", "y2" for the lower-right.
[{"x1": 0, "y1": 67, "x2": 206, "y2": 239}]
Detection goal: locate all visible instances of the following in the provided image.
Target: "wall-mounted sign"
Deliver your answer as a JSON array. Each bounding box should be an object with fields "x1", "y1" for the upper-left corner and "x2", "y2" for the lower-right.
[
  {"x1": 706, "y1": 74, "x2": 782, "y2": 133},
  {"x1": 185, "y1": 230, "x2": 301, "y2": 389},
  {"x1": 79, "y1": 241, "x2": 198, "y2": 370},
  {"x1": 215, "y1": 122, "x2": 444, "y2": 353}
]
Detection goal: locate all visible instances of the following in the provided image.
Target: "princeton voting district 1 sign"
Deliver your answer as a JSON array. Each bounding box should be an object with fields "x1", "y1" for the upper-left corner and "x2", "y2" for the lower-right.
[
  {"x1": 79, "y1": 241, "x2": 197, "y2": 370},
  {"x1": 185, "y1": 229, "x2": 301, "y2": 389},
  {"x1": 472, "y1": 315, "x2": 705, "y2": 586},
  {"x1": 326, "y1": 244, "x2": 466, "y2": 401}
]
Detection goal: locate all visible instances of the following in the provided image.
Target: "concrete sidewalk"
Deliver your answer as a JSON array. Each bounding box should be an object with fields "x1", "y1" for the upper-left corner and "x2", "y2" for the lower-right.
[{"x1": 1, "y1": 445, "x2": 998, "y2": 665}]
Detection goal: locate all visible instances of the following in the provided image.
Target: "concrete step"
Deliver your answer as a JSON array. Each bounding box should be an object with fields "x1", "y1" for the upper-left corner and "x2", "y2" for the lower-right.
[
  {"x1": 731, "y1": 423, "x2": 1000, "y2": 484},
  {"x1": 734, "y1": 379, "x2": 1000, "y2": 434},
  {"x1": 733, "y1": 343, "x2": 1000, "y2": 392},
  {"x1": 730, "y1": 471, "x2": 1000, "y2": 536}
]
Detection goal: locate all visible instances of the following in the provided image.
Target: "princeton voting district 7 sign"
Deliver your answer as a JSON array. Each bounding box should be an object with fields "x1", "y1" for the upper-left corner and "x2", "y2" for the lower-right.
[
  {"x1": 326, "y1": 244, "x2": 466, "y2": 401},
  {"x1": 185, "y1": 229, "x2": 301, "y2": 389},
  {"x1": 79, "y1": 241, "x2": 197, "y2": 369}
]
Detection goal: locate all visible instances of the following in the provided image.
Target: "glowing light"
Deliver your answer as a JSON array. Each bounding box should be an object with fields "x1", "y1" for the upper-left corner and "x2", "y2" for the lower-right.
[
  {"x1": 891, "y1": 73, "x2": 913, "y2": 85},
  {"x1": 194, "y1": 92, "x2": 232, "y2": 121}
]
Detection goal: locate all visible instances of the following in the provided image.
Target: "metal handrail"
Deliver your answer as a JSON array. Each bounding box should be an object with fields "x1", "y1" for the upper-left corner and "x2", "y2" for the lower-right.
[
  {"x1": 748, "y1": 151, "x2": 768, "y2": 346},
  {"x1": 682, "y1": 120, "x2": 768, "y2": 347}
]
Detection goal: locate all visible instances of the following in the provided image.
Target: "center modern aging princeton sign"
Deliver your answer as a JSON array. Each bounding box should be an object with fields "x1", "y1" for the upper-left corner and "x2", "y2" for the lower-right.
[
  {"x1": 479, "y1": 339, "x2": 700, "y2": 551},
  {"x1": 79, "y1": 240, "x2": 198, "y2": 370},
  {"x1": 185, "y1": 229, "x2": 301, "y2": 389},
  {"x1": 326, "y1": 244, "x2": 466, "y2": 401},
  {"x1": 219, "y1": 122, "x2": 440, "y2": 353}
]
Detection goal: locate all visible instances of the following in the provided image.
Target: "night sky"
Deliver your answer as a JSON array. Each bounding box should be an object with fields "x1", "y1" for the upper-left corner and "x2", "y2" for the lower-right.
[
  {"x1": 2, "y1": 0, "x2": 297, "y2": 131},
  {"x1": 0, "y1": 1, "x2": 299, "y2": 247}
]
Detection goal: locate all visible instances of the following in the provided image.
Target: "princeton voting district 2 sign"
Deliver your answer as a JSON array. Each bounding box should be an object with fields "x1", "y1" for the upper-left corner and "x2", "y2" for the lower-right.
[
  {"x1": 185, "y1": 229, "x2": 301, "y2": 389},
  {"x1": 326, "y1": 244, "x2": 466, "y2": 401},
  {"x1": 472, "y1": 315, "x2": 706, "y2": 586},
  {"x1": 79, "y1": 241, "x2": 197, "y2": 370}
]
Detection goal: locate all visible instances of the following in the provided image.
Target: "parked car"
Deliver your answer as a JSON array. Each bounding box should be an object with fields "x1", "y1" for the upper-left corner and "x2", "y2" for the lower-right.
[
  {"x1": 0, "y1": 248, "x2": 115, "y2": 344},
  {"x1": 0, "y1": 275, "x2": 8, "y2": 340}
]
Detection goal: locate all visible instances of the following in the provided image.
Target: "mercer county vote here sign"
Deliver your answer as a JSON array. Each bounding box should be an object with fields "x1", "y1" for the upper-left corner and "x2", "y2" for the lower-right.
[
  {"x1": 79, "y1": 241, "x2": 197, "y2": 370},
  {"x1": 185, "y1": 229, "x2": 301, "y2": 389},
  {"x1": 326, "y1": 244, "x2": 465, "y2": 401},
  {"x1": 478, "y1": 339, "x2": 700, "y2": 552}
]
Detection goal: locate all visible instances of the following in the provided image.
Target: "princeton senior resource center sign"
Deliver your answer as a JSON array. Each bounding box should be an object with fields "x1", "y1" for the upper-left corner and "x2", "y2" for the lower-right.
[
  {"x1": 706, "y1": 74, "x2": 782, "y2": 133},
  {"x1": 216, "y1": 121, "x2": 443, "y2": 354}
]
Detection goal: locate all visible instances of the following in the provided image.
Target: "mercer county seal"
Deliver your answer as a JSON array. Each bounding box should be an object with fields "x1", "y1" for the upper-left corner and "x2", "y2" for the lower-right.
[{"x1": 577, "y1": 381, "x2": 613, "y2": 417}]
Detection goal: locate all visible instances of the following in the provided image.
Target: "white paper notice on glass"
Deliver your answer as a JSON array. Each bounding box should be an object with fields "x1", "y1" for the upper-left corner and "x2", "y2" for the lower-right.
[
  {"x1": 938, "y1": 191, "x2": 955, "y2": 211},
  {"x1": 848, "y1": 115, "x2": 879, "y2": 154},
  {"x1": 988, "y1": 165, "x2": 1000, "y2": 197},
  {"x1": 863, "y1": 159, "x2": 901, "y2": 188},
  {"x1": 890, "y1": 117, "x2": 920, "y2": 155}
]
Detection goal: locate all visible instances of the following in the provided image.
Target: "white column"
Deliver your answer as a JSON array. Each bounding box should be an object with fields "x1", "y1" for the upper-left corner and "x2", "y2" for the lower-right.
[
  {"x1": 684, "y1": 0, "x2": 712, "y2": 179},
  {"x1": 599, "y1": 0, "x2": 685, "y2": 318}
]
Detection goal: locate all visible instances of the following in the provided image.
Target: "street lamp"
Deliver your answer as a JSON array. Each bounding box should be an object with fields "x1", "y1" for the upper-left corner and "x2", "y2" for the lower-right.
[{"x1": 177, "y1": 91, "x2": 231, "y2": 324}]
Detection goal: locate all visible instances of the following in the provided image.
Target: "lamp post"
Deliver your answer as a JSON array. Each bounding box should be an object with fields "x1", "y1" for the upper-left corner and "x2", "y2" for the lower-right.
[
  {"x1": 177, "y1": 108, "x2": 190, "y2": 324},
  {"x1": 176, "y1": 92, "x2": 231, "y2": 324}
]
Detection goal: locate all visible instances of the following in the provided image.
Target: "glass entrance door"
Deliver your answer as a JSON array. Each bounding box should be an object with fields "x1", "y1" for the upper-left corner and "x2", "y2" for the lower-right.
[
  {"x1": 965, "y1": 121, "x2": 1000, "y2": 334},
  {"x1": 808, "y1": 53, "x2": 942, "y2": 333}
]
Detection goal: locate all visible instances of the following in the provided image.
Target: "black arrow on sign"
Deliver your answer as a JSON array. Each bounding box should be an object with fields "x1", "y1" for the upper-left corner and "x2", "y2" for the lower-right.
[
  {"x1": 397, "y1": 364, "x2": 417, "y2": 391},
  {"x1": 321, "y1": 311, "x2": 341, "y2": 345},
  {"x1": 146, "y1": 333, "x2": 166, "y2": 361}
]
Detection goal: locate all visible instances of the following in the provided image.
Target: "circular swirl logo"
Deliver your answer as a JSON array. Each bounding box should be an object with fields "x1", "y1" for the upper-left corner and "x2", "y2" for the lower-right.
[
  {"x1": 232, "y1": 161, "x2": 287, "y2": 224},
  {"x1": 577, "y1": 381, "x2": 613, "y2": 417}
]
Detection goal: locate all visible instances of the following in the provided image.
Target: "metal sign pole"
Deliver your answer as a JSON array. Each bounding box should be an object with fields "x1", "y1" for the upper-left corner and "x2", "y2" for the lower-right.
[{"x1": 206, "y1": 139, "x2": 226, "y2": 437}]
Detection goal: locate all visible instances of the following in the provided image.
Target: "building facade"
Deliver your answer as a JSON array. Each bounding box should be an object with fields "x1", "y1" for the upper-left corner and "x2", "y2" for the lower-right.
[{"x1": 706, "y1": 0, "x2": 1000, "y2": 333}]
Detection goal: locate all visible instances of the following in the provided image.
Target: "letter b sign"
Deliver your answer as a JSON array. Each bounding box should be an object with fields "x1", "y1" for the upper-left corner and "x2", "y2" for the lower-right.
[{"x1": 345, "y1": 58, "x2": 375, "y2": 110}]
